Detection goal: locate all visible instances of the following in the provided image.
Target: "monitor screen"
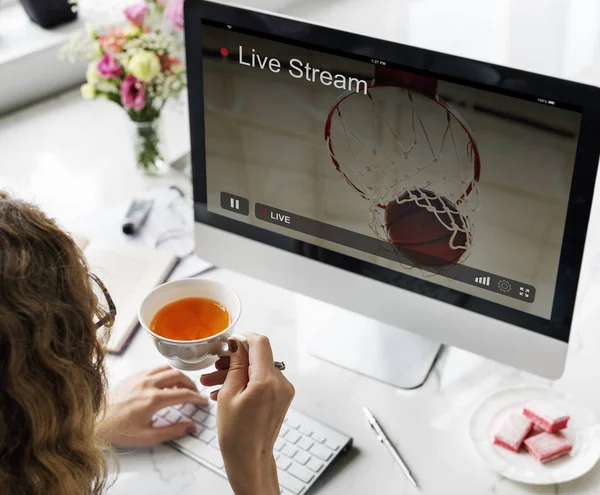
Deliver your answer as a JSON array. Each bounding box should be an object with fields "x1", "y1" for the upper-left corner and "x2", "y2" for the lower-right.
[
  {"x1": 199, "y1": 20, "x2": 582, "y2": 321},
  {"x1": 187, "y1": 6, "x2": 600, "y2": 343}
]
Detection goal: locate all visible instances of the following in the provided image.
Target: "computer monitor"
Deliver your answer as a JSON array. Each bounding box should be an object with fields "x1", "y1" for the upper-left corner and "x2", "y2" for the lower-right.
[{"x1": 185, "y1": 0, "x2": 600, "y2": 386}]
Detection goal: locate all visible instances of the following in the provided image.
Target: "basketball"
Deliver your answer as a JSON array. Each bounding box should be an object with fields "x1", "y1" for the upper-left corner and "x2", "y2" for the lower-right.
[{"x1": 384, "y1": 189, "x2": 470, "y2": 267}]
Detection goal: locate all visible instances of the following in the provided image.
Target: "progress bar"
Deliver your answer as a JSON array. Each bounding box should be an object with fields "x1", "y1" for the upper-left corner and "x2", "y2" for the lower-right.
[{"x1": 253, "y1": 201, "x2": 536, "y2": 303}]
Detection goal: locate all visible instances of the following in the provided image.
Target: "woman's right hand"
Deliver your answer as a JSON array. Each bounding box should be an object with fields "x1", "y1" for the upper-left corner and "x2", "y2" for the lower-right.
[{"x1": 200, "y1": 333, "x2": 294, "y2": 495}]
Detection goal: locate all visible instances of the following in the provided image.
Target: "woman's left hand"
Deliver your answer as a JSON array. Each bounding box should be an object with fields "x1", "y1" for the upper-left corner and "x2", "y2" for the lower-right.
[{"x1": 97, "y1": 364, "x2": 208, "y2": 447}]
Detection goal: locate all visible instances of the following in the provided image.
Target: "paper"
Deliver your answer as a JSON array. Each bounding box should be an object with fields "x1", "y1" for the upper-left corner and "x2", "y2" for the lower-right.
[
  {"x1": 129, "y1": 186, "x2": 195, "y2": 258},
  {"x1": 133, "y1": 186, "x2": 214, "y2": 278}
]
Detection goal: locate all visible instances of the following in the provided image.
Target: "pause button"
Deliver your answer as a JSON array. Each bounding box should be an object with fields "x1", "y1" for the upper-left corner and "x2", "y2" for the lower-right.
[{"x1": 220, "y1": 192, "x2": 249, "y2": 216}]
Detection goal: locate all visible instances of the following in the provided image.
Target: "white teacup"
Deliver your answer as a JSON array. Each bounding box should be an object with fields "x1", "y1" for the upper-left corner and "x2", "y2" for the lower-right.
[{"x1": 139, "y1": 278, "x2": 242, "y2": 371}]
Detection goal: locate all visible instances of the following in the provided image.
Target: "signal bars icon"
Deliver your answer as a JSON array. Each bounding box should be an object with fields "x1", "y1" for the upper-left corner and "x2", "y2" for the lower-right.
[{"x1": 475, "y1": 276, "x2": 490, "y2": 286}]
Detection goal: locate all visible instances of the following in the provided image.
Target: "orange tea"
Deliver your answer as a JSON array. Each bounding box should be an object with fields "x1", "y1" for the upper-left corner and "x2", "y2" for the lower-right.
[{"x1": 150, "y1": 297, "x2": 230, "y2": 341}]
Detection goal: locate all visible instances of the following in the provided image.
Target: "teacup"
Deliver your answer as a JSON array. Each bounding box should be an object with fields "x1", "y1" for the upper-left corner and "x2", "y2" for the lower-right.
[{"x1": 139, "y1": 278, "x2": 242, "y2": 371}]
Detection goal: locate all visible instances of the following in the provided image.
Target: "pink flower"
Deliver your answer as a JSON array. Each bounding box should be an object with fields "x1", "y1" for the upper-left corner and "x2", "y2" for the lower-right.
[
  {"x1": 165, "y1": 0, "x2": 184, "y2": 32},
  {"x1": 124, "y1": 3, "x2": 148, "y2": 27},
  {"x1": 121, "y1": 75, "x2": 146, "y2": 110},
  {"x1": 97, "y1": 54, "x2": 122, "y2": 78}
]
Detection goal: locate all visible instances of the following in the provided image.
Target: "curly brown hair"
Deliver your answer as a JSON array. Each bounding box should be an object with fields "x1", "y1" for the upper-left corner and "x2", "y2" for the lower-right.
[{"x1": 0, "y1": 191, "x2": 114, "y2": 494}]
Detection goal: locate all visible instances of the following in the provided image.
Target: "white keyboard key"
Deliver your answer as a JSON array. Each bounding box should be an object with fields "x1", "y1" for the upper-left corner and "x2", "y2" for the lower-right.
[
  {"x1": 165, "y1": 410, "x2": 182, "y2": 423},
  {"x1": 174, "y1": 436, "x2": 224, "y2": 469},
  {"x1": 299, "y1": 426, "x2": 312, "y2": 436},
  {"x1": 173, "y1": 404, "x2": 184, "y2": 410},
  {"x1": 191, "y1": 426, "x2": 205, "y2": 439},
  {"x1": 280, "y1": 487, "x2": 291, "y2": 495},
  {"x1": 192, "y1": 410, "x2": 208, "y2": 424},
  {"x1": 277, "y1": 469, "x2": 304, "y2": 494},
  {"x1": 274, "y1": 438, "x2": 285, "y2": 451},
  {"x1": 209, "y1": 437, "x2": 220, "y2": 451},
  {"x1": 307, "y1": 457, "x2": 324, "y2": 472},
  {"x1": 199, "y1": 429, "x2": 216, "y2": 444},
  {"x1": 280, "y1": 426, "x2": 289, "y2": 437},
  {"x1": 195, "y1": 407, "x2": 209, "y2": 417},
  {"x1": 312, "y1": 434, "x2": 325, "y2": 444},
  {"x1": 286, "y1": 419, "x2": 300, "y2": 430},
  {"x1": 156, "y1": 408, "x2": 170, "y2": 417},
  {"x1": 284, "y1": 430, "x2": 301, "y2": 444},
  {"x1": 297, "y1": 438, "x2": 313, "y2": 451},
  {"x1": 309, "y1": 443, "x2": 332, "y2": 461},
  {"x1": 153, "y1": 417, "x2": 169, "y2": 427},
  {"x1": 274, "y1": 452, "x2": 280, "y2": 460},
  {"x1": 325, "y1": 439, "x2": 339, "y2": 451},
  {"x1": 293, "y1": 450, "x2": 310, "y2": 465},
  {"x1": 281, "y1": 444, "x2": 298, "y2": 458},
  {"x1": 276, "y1": 456, "x2": 292, "y2": 471},
  {"x1": 203, "y1": 415, "x2": 217, "y2": 429},
  {"x1": 288, "y1": 463, "x2": 314, "y2": 483},
  {"x1": 180, "y1": 404, "x2": 197, "y2": 417}
]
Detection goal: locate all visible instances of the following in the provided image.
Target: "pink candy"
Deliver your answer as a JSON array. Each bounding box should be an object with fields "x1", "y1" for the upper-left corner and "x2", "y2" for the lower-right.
[
  {"x1": 523, "y1": 400, "x2": 570, "y2": 433},
  {"x1": 493, "y1": 414, "x2": 533, "y2": 452},
  {"x1": 524, "y1": 432, "x2": 573, "y2": 463},
  {"x1": 492, "y1": 400, "x2": 573, "y2": 463}
]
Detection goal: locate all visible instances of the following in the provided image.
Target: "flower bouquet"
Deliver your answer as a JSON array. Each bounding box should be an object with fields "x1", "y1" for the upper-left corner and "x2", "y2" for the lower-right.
[{"x1": 62, "y1": 0, "x2": 185, "y2": 175}]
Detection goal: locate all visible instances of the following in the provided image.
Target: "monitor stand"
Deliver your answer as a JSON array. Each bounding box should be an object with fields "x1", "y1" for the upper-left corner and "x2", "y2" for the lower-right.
[{"x1": 303, "y1": 300, "x2": 442, "y2": 389}]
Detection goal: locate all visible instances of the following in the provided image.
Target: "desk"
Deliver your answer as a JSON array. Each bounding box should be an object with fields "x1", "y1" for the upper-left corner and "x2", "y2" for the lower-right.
[{"x1": 2, "y1": 1, "x2": 600, "y2": 494}]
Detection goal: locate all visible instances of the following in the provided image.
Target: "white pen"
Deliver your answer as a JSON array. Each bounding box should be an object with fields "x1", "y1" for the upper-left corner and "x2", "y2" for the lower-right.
[{"x1": 362, "y1": 406, "x2": 419, "y2": 489}]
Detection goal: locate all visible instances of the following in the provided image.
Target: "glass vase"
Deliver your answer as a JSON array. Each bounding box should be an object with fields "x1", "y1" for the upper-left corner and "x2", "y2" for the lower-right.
[{"x1": 132, "y1": 119, "x2": 169, "y2": 176}]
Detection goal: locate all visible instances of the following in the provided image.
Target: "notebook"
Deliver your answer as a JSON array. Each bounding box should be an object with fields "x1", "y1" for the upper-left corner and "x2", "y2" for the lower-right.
[{"x1": 74, "y1": 234, "x2": 179, "y2": 353}]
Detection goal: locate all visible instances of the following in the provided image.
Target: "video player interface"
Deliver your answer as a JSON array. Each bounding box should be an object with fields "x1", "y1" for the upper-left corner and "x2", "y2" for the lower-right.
[{"x1": 200, "y1": 22, "x2": 582, "y2": 320}]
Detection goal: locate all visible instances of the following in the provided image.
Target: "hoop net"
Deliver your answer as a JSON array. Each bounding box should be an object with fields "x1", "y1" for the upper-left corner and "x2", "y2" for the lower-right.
[{"x1": 325, "y1": 78, "x2": 481, "y2": 270}]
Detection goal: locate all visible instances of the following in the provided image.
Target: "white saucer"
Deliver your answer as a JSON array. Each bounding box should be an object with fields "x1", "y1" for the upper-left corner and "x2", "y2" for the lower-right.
[{"x1": 469, "y1": 386, "x2": 600, "y2": 485}]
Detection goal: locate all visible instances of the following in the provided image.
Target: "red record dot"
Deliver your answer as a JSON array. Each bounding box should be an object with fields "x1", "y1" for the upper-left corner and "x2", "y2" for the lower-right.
[
  {"x1": 220, "y1": 47, "x2": 229, "y2": 56},
  {"x1": 261, "y1": 210, "x2": 266, "y2": 215}
]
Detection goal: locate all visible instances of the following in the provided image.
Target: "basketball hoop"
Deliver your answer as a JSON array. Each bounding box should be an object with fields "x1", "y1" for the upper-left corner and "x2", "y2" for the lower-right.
[{"x1": 324, "y1": 66, "x2": 481, "y2": 270}]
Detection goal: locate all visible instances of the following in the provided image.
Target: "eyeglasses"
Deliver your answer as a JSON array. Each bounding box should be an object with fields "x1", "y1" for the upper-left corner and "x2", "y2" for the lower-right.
[{"x1": 89, "y1": 272, "x2": 117, "y2": 329}]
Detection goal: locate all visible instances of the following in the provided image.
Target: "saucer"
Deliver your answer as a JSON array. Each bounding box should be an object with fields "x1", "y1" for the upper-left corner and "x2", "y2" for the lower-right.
[{"x1": 469, "y1": 386, "x2": 600, "y2": 485}]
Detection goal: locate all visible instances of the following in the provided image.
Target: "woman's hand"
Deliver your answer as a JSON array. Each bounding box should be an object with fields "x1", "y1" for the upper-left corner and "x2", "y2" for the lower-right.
[
  {"x1": 97, "y1": 364, "x2": 208, "y2": 448},
  {"x1": 200, "y1": 333, "x2": 295, "y2": 495}
]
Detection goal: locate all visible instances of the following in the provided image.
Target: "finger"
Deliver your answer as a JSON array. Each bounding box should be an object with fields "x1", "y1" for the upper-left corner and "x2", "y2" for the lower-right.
[
  {"x1": 200, "y1": 369, "x2": 228, "y2": 387},
  {"x1": 147, "y1": 364, "x2": 172, "y2": 375},
  {"x1": 215, "y1": 356, "x2": 230, "y2": 371},
  {"x1": 130, "y1": 363, "x2": 171, "y2": 380},
  {"x1": 149, "y1": 368, "x2": 198, "y2": 391},
  {"x1": 154, "y1": 387, "x2": 208, "y2": 410},
  {"x1": 219, "y1": 337, "x2": 250, "y2": 396},
  {"x1": 245, "y1": 333, "x2": 275, "y2": 380},
  {"x1": 210, "y1": 389, "x2": 220, "y2": 401},
  {"x1": 148, "y1": 421, "x2": 196, "y2": 444}
]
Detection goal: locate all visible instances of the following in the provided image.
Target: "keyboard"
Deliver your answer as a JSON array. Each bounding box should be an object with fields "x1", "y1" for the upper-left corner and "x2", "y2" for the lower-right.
[{"x1": 153, "y1": 387, "x2": 352, "y2": 494}]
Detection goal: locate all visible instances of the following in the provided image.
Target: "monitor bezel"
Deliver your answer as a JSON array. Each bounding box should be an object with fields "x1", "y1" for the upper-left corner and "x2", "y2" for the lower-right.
[{"x1": 185, "y1": 0, "x2": 600, "y2": 343}]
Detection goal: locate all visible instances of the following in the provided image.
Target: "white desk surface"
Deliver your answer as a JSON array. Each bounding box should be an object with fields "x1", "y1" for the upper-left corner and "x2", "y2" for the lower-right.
[{"x1": 2, "y1": 1, "x2": 600, "y2": 493}]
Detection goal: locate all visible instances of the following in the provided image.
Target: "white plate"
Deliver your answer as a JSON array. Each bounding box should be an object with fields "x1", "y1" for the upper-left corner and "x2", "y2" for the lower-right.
[{"x1": 469, "y1": 386, "x2": 600, "y2": 485}]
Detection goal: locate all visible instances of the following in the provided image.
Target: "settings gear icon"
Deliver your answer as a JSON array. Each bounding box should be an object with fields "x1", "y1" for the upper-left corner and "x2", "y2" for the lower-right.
[{"x1": 498, "y1": 280, "x2": 512, "y2": 293}]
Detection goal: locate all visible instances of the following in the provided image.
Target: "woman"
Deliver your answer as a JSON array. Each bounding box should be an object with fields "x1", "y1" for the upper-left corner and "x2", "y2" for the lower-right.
[{"x1": 0, "y1": 191, "x2": 294, "y2": 495}]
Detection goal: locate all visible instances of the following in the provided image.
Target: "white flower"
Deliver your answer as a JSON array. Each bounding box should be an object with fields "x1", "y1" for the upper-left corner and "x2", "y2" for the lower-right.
[
  {"x1": 123, "y1": 24, "x2": 141, "y2": 38},
  {"x1": 80, "y1": 83, "x2": 96, "y2": 100},
  {"x1": 86, "y1": 62, "x2": 100, "y2": 83},
  {"x1": 96, "y1": 81, "x2": 119, "y2": 94},
  {"x1": 127, "y1": 50, "x2": 161, "y2": 82}
]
